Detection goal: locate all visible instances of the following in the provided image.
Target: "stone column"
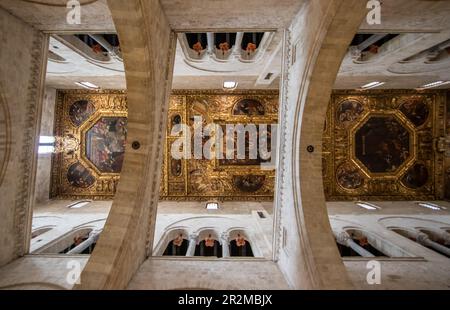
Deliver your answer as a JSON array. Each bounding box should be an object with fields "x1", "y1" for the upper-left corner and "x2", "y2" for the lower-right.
[
  {"x1": 185, "y1": 234, "x2": 198, "y2": 257},
  {"x1": 232, "y1": 32, "x2": 244, "y2": 56},
  {"x1": 417, "y1": 233, "x2": 450, "y2": 257},
  {"x1": 336, "y1": 232, "x2": 375, "y2": 258},
  {"x1": 441, "y1": 231, "x2": 450, "y2": 246},
  {"x1": 206, "y1": 32, "x2": 214, "y2": 55},
  {"x1": 221, "y1": 233, "x2": 230, "y2": 258}
]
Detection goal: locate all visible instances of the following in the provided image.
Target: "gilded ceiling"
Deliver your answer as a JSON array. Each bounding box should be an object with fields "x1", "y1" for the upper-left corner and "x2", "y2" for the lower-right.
[
  {"x1": 51, "y1": 90, "x2": 127, "y2": 199},
  {"x1": 51, "y1": 89, "x2": 447, "y2": 201},
  {"x1": 323, "y1": 90, "x2": 447, "y2": 201},
  {"x1": 51, "y1": 90, "x2": 278, "y2": 200}
]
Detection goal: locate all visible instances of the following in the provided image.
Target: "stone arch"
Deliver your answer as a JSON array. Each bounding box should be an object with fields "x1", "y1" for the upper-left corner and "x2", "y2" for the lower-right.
[
  {"x1": 153, "y1": 227, "x2": 190, "y2": 256},
  {"x1": 34, "y1": 227, "x2": 93, "y2": 254},
  {"x1": 196, "y1": 228, "x2": 221, "y2": 244},
  {"x1": 77, "y1": 0, "x2": 176, "y2": 289},
  {"x1": 274, "y1": 0, "x2": 367, "y2": 289},
  {"x1": 343, "y1": 227, "x2": 413, "y2": 258},
  {"x1": 379, "y1": 217, "x2": 450, "y2": 231},
  {"x1": 226, "y1": 228, "x2": 258, "y2": 257}
]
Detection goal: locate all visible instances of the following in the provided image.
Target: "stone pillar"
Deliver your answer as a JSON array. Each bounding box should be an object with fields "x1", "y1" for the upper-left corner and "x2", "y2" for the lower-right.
[
  {"x1": 273, "y1": 0, "x2": 367, "y2": 289},
  {"x1": 185, "y1": 234, "x2": 198, "y2": 257},
  {"x1": 336, "y1": 232, "x2": 375, "y2": 258},
  {"x1": 221, "y1": 233, "x2": 230, "y2": 258},
  {"x1": 206, "y1": 32, "x2": 214, "y2": 55},
  {"x1": 76, "y1": 0, "x2": 177, "y2": 289},
  {"x1": 67, "y1": 231, "x2": 100, "y2": 255},
  {"x1": 417, "y1": 233, "x2": 450, "y2": 257},
  {"x1": 232, "y1": 32, "x2": 244, "y2": 55}
]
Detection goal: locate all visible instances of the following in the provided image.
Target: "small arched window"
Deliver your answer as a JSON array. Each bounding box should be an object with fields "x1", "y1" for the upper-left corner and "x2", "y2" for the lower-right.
[
  {"x1": 163, "y1": 234, "x2": 189, "y2": 256},
  {"x1": 229, "y1": 234, "x2": 254, "y2": 257},
  {"x1": 195, "y1": 234, "x2": 222, "y2": 258}
]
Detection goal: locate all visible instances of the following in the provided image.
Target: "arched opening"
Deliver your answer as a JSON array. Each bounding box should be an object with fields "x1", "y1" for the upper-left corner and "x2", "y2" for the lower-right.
[
  {"x1": 335, "y1": 240, "x2": 362, "y2": 257},
  {"x1": 59, "y1": 230, "x2": 91, "y2": 254},
  {"x1": 241, "y1": 32, "x2": 265, "y2": 51},
  {"x1": 229, "y1": 235, "x2": 254, "y2": 257},
  {"x1": 185, "y1": 33, "x2": 207, "y2": 53},
  {"x1": 214, "y1": 33, "x2": 237, "y2": 51},
  {"x1": 163, "y1": 234, "x2": 189, "y2": 256},
  {"x1": 418, "y1": 229, "x2": 450, "y2": 248},
  {"x1": 194, "y1": 234, "x2": 222, "y2": 258},
  {"x1": 344, "y1": 229, "x2": 388, "y2": 257},
  {"x1": 35, "y1": 228, "x2": 93, "y2": 254},
  {"x1": 391, "y1": 227, "x2": 450, "y2": 258}
]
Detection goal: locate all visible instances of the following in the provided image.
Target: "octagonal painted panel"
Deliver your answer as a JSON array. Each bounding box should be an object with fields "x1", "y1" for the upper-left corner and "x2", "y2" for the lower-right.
[
  {"x1": 85, "y1": 117, "x2": 127, "y2": 173},
  {"x1": 354, "y1": 115, "x2": 411, "y2": 174}
]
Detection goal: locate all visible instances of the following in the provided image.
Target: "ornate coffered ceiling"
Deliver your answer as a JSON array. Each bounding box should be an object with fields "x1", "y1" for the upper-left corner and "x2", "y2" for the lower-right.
[
  {"x1": 51, "y1": 89, "x2": 448, "y2": 201},
  {"x1": 323, "y1": 90, "x2": 447, "y2": 201},
  {"x1": 51, "y1": 89, "x2": 278, "y2": 201},
  {"x1": 51, "y1": 90, "x2": 127, "y2": 199}
]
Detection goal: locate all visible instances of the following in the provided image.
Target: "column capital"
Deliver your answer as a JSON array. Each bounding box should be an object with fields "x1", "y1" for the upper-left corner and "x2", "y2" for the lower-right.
[
  {"x1": 220, "y1": 232, "x2": 230, "y2": 241},
  {"x1": 416, "y1": 232, "x2": 430, "y2": 245},
  {"x1": 189, "y1": 233, "x2": 199, "y2": 241},
  {"x1": 335, "y1": 231, "x2": 351, "y2": 246}
]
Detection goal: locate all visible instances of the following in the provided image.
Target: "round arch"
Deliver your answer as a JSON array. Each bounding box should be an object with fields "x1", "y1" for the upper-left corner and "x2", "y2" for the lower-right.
[{"x1": 274, "y1": 0, "x2": 367, "y2": 289}]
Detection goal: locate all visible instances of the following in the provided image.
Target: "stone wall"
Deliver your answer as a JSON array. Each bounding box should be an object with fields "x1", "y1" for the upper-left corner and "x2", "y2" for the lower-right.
[
  {"x1": 0, "y1": 7, "x2": 47, "y2": 266},
  {"x1": 128, "y1": 258, "x2": 289, "y2": 290},
  {"x1": 0, "y1": 255, "x2": 88, "y2": 290}
]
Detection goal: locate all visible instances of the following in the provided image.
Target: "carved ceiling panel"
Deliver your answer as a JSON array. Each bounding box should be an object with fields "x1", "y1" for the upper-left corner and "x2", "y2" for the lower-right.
[
  {"x1": 51, "y1": 90, "x2": 127, "y2": 199},
  {"x1": 52, "y1": 89, "x2": 446, "y2": 201},
  {"x1": 51, "y1": 90, "x2": 278, "y2": 201},
  {"x1": 160, "y1": 90, "x2": 278, "y2": 201},
  {"x1": 323, "y1": 90, "x2": 447, "y2": 201}
]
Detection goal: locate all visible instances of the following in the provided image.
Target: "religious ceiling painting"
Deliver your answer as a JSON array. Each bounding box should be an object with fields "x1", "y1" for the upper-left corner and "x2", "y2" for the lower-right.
[
  {"x1": 51, "y1": 90, "x2": 127, "y2": 199},
  {"x1": 160, "y1": 90, "x2": 278, "y2": 201},
  {"x1": 323, "y1": 90, "x2": 447, "y2": 201},
  {"x1": 51, "y1": 90, "x2": 278, "y2": 201}
]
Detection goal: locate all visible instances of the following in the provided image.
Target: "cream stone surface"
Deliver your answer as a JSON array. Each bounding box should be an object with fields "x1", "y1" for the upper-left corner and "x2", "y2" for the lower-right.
[
  {"x1": 128, "y1": 258, "x2": 289, "y2": 290},
  {"x1": 0, "y1": 7, "x2": 47, "y2": 266},
  {"x1": 0, "y1": 200, "x2": 448, "y2": 290},
  {"x1": 34, "y1": 87, "x2": 56, "y2": 204},
  {"x1": 274, "y1": 0, "x2": 367, "y2": 289},
  {"x1": 76, "y1": 0, "x2": 177, "y2": 289},
  {"x1": 31, "y1": 200, "x2": 111, "y2": 253},
  {"x1": 0, "y1": 0, "x2": 449, "y2": 291},
  {"x1": 0, "y1": 255, "x2": 88, "y2": 290},
  {"x1": 0, "y1": 0, "x2": 115, "y2": 32}
]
